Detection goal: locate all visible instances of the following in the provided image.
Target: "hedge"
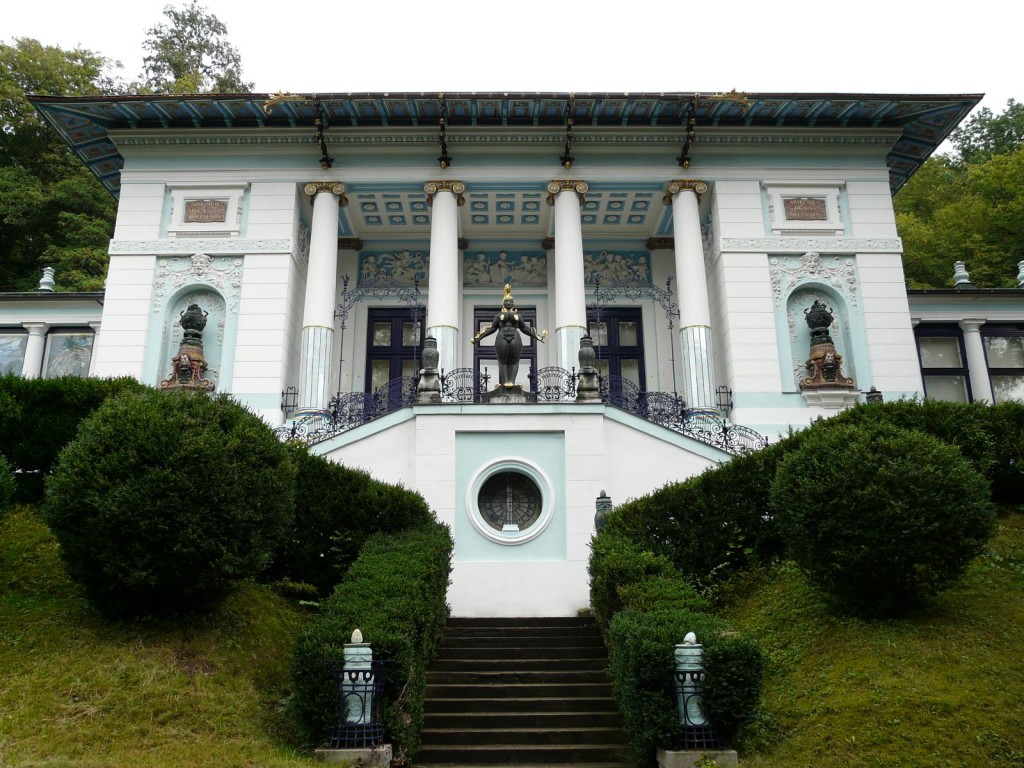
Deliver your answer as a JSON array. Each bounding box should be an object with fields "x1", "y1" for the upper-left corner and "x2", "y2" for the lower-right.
[
  {"x1": 771, "y1": 421, "x2": 995, "y2": 616},
  {"x1": 291, "y1": 522, "x2": 453, "y2": 759},
  {"x1": 269, "y1": 443, "x2": 434, "y2": 595},
  {"x1": 0, "y1": 374, "x2": 145, "y2": 502},
  {"x1": 44, "y1": 389, "x2": 295, "y2": 617}
]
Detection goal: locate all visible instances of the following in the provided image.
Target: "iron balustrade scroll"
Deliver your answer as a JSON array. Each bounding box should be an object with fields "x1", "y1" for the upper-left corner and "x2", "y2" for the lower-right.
[
  {"x1": 439, "y1": 367, "x2": 490, "y2": 403},
  {"x1": 674, "y1": 668, "x2": 722, "y2": 751},
  {"x1": 326, "y1": 659, "x2": 390, "y2": 749},
  {"x1": 275, "y1": 369, "x2": 767, "y2": 455},
  {"x1": 274, "y1": 376, "x2": 418, "y2": 444}
]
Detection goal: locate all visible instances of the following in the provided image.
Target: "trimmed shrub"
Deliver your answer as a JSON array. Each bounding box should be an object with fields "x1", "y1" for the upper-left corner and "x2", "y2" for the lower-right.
[
  {"x1": 270, "y1": 443, "x2": 433, "y2": 595},
  {"x1": 589, "y1": 532, "x2": 681, "y2": 632},
  {"x1": 291, "y1": 523, "x2": 453, "y2": 759},
  {"x1": 771, "y1": 422, "x2": 995, "y2": 617},
  {"x1": 988, "y1": 401, "x2": 1024, "y2": 506},
  {"x1": 0, "y1": 373, "x2": 146, "y2": 502},
  {"x1": 44, "y1": 389, "x2": 295, "y2": 617},
  {"x1": 0, "y1": 453, "x2": 14, "y2": 514},
  {"x1": 609, "y1": 609, "x2": 763, "y2": 766},
  {"x1": 601, "y1": 440, "x2": 789, "y2": 588}
]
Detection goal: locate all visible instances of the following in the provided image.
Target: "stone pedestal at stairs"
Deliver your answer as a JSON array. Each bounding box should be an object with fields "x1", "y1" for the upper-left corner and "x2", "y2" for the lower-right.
[{"x1": 416, "y1": 616, "x2": 631, "y2": 768}]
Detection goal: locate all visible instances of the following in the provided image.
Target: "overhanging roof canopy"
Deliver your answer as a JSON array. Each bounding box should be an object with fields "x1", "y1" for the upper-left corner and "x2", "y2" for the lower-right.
[{"x1": 29, "y1": 91, "x2": 981, "y2": 198}]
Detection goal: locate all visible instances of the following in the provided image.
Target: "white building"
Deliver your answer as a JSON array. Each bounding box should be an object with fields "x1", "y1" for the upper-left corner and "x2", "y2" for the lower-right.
[{"x1": 10, "y1": 90, "x2": 1018, "y2": 616}]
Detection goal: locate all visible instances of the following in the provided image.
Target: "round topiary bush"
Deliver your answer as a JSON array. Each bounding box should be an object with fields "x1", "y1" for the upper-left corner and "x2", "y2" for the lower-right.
[
  {"x1": 44, "y1": 389, "x2": 295, "y2": 617},
  {"x1": 770, "y1": 422, "x2": 995, "y2": 617}
]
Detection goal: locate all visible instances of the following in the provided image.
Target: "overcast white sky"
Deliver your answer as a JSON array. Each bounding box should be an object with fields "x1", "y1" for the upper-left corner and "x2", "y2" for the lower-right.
[{"x1": 5, "y1": 0, "x2": 1017, "y2": 119}]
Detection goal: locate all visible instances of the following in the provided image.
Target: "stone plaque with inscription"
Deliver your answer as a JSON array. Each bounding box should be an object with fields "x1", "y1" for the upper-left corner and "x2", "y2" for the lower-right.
[
  {"x1": 184, "y1": 199, "x2": 228, "y2": 224},
  {"x1": 783, "y1": 197, "x2": 827, "y2": 221}
]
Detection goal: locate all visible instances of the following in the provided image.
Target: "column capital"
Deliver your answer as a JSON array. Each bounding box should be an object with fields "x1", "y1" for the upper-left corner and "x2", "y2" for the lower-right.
[
  {"x1": 423, "y1": 180, "x2": 466, "y2": 206},
  {"x1": 303, "y1": 181, "x2": 348, "y2": 206},
  {"x1": 546, "y1": 180, "x2": 588, "y2": 205},
  {"x1": 958, "y1": 318, "x2": 988, "y2": 333},
  {"x1": 663, "y1": 179, "x2": 708, "y2": 205}
]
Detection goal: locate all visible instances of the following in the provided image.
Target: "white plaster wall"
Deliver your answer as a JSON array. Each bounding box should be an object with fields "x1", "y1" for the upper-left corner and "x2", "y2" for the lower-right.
[
  {"x1": 112, "y1": 182, "x2": 164, "y2": 241},
  {"x1": 856, "y1": 252, "x2": 923, "y2": 394},
  {"x1": 318, "y1": 406, "x2": 721, "y2": 616},
  {"x1": 845, "y1": 180, "x2": 899, "y2": 239},
  {"x1": 91, "y1": 253, "x2": 157, "y2": 379}
]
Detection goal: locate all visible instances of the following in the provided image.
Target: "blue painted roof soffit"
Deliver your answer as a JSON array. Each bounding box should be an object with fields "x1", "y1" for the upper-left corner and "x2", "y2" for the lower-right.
[{"x1": 28, "y1": 91, "x2": 981, "y2": 199}]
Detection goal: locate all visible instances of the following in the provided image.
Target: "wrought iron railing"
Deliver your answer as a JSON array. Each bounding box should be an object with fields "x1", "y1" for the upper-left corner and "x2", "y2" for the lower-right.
[
  {"x1": 674, "y1": 667, "x2": 721, "y2": 750},
  {"x1": 276, "y1": 369, "x2": 767, "y2": 454},
  {"x1": 326, "y1": 659, "x2": 389, "y2": 749}
]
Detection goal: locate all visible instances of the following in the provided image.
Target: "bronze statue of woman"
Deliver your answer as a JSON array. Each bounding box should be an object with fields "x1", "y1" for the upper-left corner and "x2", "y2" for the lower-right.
[{"x1": 471, "y1": 284, "x2": 548, "y2": 388}]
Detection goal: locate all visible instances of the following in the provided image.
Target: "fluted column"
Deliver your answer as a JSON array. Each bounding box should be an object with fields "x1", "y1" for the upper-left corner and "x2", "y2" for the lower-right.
[
  {"x1": 21, "y1": 322, "x2": 47, "y2": 378},
  {"x1": 667, "y1": 179, "x2": 717, "y2": 409},
  {"x1": 297, "y1": 181, "x2": 346, "y2": 413},
  {"x1": 424, "y1": 181, "x2": 465, "y2": 375},
  {"x1": 547, "y1": 180, "x2": 589, "y2": 371},
  {"x1": 959, "y1": 319, "x2": 993, "y2": 403}
]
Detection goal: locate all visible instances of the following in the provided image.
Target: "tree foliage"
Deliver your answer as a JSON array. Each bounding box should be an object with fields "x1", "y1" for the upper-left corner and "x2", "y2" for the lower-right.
[
  {"x1": 141, "y1": 2, "x2": 252, "y2": 93},
  {"x1": 896, "y1": 99, "x2": 1024, "y2": 288},
  {"x1": 0, "y1": 39, "x2": 116, "y2": 291}
]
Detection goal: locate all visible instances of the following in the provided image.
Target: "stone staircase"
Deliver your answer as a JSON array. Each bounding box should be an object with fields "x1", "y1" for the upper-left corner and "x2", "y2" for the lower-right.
[{"x1": 415, "y1": 616, "x2": 631, "y2": 768}]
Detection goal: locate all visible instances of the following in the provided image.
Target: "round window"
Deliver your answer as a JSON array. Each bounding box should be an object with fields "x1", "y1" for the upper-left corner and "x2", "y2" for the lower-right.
[{"x1": 477, "y1": 471, "x2": 543, "y2": 532}]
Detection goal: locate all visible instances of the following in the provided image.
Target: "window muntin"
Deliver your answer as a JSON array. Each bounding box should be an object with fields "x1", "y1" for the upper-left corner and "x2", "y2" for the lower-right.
[
  {"x1": 984, "y1": 328, "x2": 1024, "y2": 404},
  {"x1": 915, "y1": 327, "x2": 971, "y2": 403},
  {"x1": 365, "y1": 309, "x2": 422, "y2": 393}
]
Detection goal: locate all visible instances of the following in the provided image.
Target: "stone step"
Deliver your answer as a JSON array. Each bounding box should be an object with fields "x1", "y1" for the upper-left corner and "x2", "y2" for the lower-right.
[
  {"x1": 414, "y1": 744, "x2": 630, "y2": 765},
  {"x1": 425, "y1": 683, "x2": 614, "y2": 699},
  {"x1": 423, "y1": 697, "x2": 620, "y2": 715},
  {"x1": 430, "y1": 658, "x2": 609, "y2": 672},
  {"x1": 434, "y1": 646, "x2": 609, "y2": 661},
  {"x1": 421, "y1": 727, "x2": 627, "y2": 747},
  {"x1": 424, "y1": 712, "x2": 624, "y2": 729},
  {"x1": 444, "y1": 625, "x2": 602, "y2": 639},
  {"x1": 441, "y1": 635, "x2": 606, "y2": 649},
  {"x1": 426, "y1": 670, "x2": 611, "y2": 686}
]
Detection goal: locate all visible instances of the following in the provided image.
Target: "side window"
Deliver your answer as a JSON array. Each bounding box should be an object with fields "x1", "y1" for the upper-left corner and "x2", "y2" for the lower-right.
[
  {"x1": 43, "y1": 329, "x2": 94, "y2": 378},
  {"x1": 0, "y1": 331, "x2": 27, "y2": 375},
  {"x1": 983, "y1": 326, "x2": 1024, "y2": 404},
  {"x1": 915, "y1": 326, "x2": 970, "y2": 402}
]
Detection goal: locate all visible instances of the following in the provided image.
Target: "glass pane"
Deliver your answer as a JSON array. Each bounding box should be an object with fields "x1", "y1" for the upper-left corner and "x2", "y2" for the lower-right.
[
  {"x1": 923, "y1": 375, "x2": 968, "y2": 403},
  {"x1": 621, "y1": 358, "x2": 641, "y2": 386},
  {"x1": 372, "y1": 322, "x2": 391, "y2": 347},
  {"x1": 589, "y1": 321, "x2": 608, "y2": 346},
  {"x1": 402, "y1": 322, "x2": 419, "y2": 347},
  {"x1": 991, "y1": 375, "x2": 1024, "y2": 404},
  {"x1": 402, "y1": 359, "x2": 417, "y2": 378},
  {"x1": 371, "y1": 359, "x2": 390, "y2": 391},
  {"x1": 918, "y1": 337, "x2": 962, "y2": 368},
  {"x1": 618, "y1": 321, "x2": 638, "y2": 347},
  {"x1": 0, "y1": 334, "x2": 27, "y2": 375},
  {"x1": 44, "y1": 333, "x2": 93, "y2": 378},
  {"x1": 596, "y1": 359, "x2": 610, "y2": 378},
  {"x1": 985, "y1": 336, "x2": 1024, "y2": 369}
]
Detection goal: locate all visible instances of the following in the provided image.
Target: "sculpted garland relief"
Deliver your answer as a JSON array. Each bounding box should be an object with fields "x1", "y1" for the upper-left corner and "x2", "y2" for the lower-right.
[
  {"x1": 152, "y1": 252, "x2": 243, "y2": 316},
  {"x1": 769, "y1": 251, "x2": 858, "y2": 308}
]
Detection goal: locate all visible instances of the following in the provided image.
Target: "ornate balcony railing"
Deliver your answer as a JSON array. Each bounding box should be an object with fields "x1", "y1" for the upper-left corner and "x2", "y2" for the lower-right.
[{"x1": 277, "y1": 369, "x2": 767, "y2": 455}]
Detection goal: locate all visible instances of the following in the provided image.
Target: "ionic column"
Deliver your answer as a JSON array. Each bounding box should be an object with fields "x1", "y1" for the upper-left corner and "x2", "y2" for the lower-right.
[
  {"x1": 547, "y1": 180, "x2": 589, "y2": 371},
  {"x1": 21, "y1": 322, "x2": 47, "y2": 378},
  {"x1": 424, "y1": 181, "x2": 465, "y2": 374},
  {"x1": 87, "y1": 320, "x2": 102, "y2": 377},
  {"x1": 297, "y1": 181, "x2": 346, "y2": 413},
  {"x1": 666, "y1": 179, "x2": 717, "y2": 409},
  {"x1": 959, "y1": 319, "x2": 993, "y2": 403}
]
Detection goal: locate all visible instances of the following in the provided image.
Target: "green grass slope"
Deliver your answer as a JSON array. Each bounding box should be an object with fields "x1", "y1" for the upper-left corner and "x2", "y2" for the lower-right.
[
  {"x1": 0, "y1": 506, "x2": 317, "y2": 768},
  {"x1": 719, "y1": 511, "x2": 1024, "y2": 768}
]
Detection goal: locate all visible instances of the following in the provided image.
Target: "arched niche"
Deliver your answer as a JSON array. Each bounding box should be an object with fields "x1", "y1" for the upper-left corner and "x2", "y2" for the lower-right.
[
  {"x1": 785, "y1": 285, "x2": 856, "y2": 391},
  {"x1": 160, "y1": 287, "x2": 227, "y2": 390}
]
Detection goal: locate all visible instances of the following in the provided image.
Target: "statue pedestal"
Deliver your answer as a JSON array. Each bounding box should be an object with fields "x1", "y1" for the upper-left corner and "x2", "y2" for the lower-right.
[
  {"x1": 483, "y1": 385, "x2": 529, "y2": 404},
  {"x1": 657, "y1": 747, "x2": 737, "y2": 768}
]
